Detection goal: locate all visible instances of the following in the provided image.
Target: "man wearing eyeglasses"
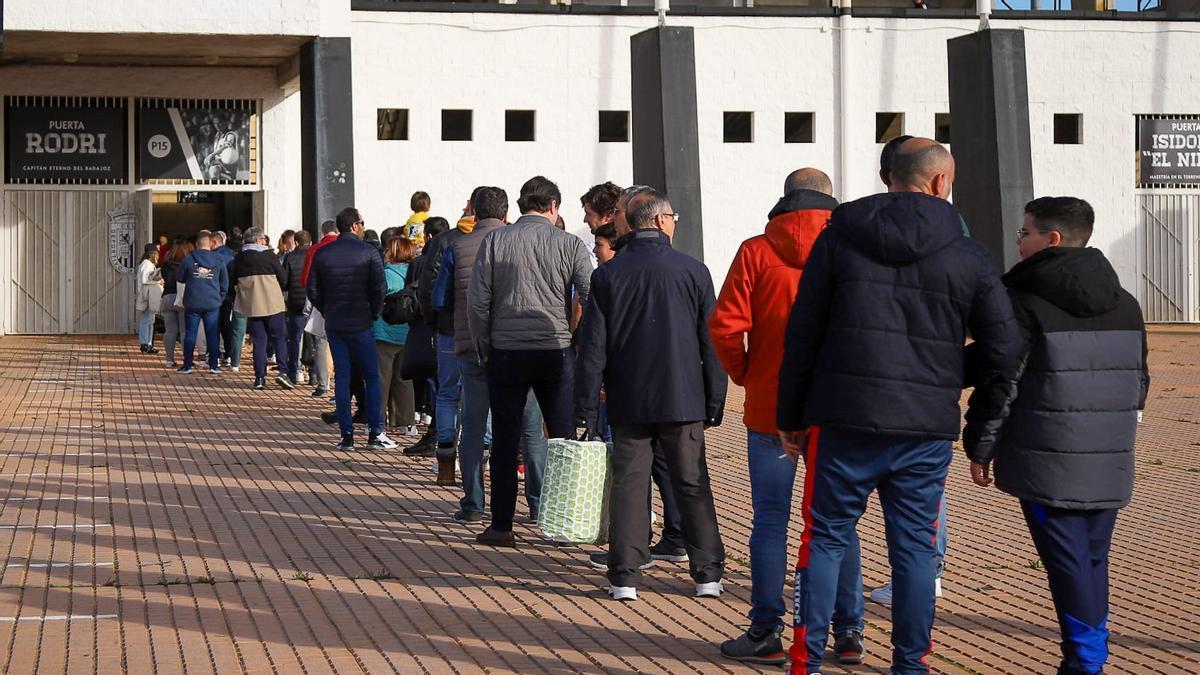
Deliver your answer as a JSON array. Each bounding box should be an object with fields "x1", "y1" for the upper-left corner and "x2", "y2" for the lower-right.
[{"x1": 575, "y1": 189, "x2": 728, "y2": 602}]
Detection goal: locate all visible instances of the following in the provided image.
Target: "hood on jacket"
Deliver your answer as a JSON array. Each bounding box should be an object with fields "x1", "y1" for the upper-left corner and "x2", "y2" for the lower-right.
[
  {"x1": 190, "y1": 248, "x2": 223, "y2": 267},
  {"x1": 764, "y1": 189, "x2": 838, "y2": 268},
  {"x1": 1003, "y1": 246, "x2": 1122, "y2": 317},
  {"x1": 831, "y1": 193, "x2": 963, "y2": 265},
  {"x1": 457, "y1": 215, "x2": 476, "y2": 233}
]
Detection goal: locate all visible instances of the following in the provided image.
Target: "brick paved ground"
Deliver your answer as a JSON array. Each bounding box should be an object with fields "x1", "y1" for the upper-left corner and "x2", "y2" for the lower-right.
[{"x1": 0, "y1": 329, "x2": 1196, "y2": 674}]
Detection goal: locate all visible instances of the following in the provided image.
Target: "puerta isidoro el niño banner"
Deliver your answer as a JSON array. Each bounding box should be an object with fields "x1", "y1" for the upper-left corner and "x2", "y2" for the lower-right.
[
  {"x1": 5, "y1": 103, "x2": 127, "y2": 182},
  {"x1": 1138, "y1": 117, "x2": 1200, "y2": 186},
  {"x1": 138, "y1": 107, "x2": 252, "y2": 182}
]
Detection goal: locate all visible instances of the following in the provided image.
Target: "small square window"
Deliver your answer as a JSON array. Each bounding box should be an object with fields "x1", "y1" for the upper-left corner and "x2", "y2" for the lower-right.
[
  {"x1": 724, "y1": 111, "x2": 753, "y2": 143},
  {"x1": 1054, "y1": 113, "x2": 1082, "y2": 144},
  {"x1": 876, "y1": 112, "x2": 905, "y2": 143},
  {"x1": 505, "y1": 110, "x2": 536, "y2": 142},
  {"x1": 599, "y1": 110, "x2": 629, "y2": 143},
  {"x1": 377, "y1": 109, "x2": 409, "y2": 141},
  {"x1": 441, "y1": 109, "x2": 472, "y2": 142},
  {"x1": 784, "y1": 112, "x2": 815, "y2": 144},
  {"x1": 935, "y1": 113, "x2": 951, "y2": 144}
]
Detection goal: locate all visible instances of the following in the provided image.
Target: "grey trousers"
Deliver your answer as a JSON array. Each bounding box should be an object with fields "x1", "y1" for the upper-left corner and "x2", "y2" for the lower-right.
[
  {"x1": 311, "y1": 334, "x2": 329, "y2": 389},
  {"x1": 608, "y1": 421, "x2": 725, "y2": 588},
  {"x1": 377, "y1": 340, "x2": 415, "y2": 428}
]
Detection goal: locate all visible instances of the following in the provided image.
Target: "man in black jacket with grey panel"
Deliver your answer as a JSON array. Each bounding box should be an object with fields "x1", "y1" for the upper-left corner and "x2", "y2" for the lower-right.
[
  {"x1": 964, "y1": 197, "x2": 1148, "y2": 675},
  {"x1": 575, "y1": 189, "x2": 728, "y2": 602}
]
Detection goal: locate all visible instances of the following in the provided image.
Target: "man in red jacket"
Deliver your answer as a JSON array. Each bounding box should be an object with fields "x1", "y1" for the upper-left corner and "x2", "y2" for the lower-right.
[
  {"x1": 709, "y1": 169, "x2": 864, "y2": 666},
  {"x1": 301, "y1": 220, "x2": 340, "y2": 397}
]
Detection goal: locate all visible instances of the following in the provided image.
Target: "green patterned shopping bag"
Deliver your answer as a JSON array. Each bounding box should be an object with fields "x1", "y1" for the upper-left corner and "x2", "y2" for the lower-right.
[{"x1": 538, "y1": 439, "x2": 611, "y2": 544}]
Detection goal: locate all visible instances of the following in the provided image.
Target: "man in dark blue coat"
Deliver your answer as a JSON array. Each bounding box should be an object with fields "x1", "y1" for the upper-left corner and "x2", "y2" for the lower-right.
[
  {"x1": 307, "y1": 207, "x2": 394, "y2": 452},
  {"x1": 575, "y1": 189, "x2": 728, "y2": 602},
  {"x1": 776, "y1": 138, "x2": 1020, "y2": 675}
]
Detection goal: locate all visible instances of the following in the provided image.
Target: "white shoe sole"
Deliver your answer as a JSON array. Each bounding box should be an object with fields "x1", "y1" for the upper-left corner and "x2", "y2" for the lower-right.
[
  {"x1": 607, "y1": 586, "x2": 636, "y2": 601},
  {"x1": 696, "y1": 581, "x2": 723, "y2": 598}
]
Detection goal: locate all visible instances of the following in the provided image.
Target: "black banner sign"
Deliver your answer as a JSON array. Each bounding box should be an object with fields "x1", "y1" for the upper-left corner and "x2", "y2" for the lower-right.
[
  {"x1": 138, "y1": 107, "x2": 252, "y2": 182},
  {"x1": 5, "y1": 103, "x2": 127, "y2": 182},
  {"x1": 1138, "y1": 117, "x2": 1200, "y2": 186}
]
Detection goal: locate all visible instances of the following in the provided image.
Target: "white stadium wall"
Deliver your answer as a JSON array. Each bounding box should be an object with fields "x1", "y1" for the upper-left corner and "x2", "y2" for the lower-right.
[{"x1": 349, "y1": 11, "x2": 1200, "y2": 293}]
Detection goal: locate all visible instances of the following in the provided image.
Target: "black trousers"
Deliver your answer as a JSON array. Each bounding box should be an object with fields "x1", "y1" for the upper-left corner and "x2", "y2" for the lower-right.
[
  {"x1": 485, "y1": 348, "x2": 575, "y2": 532},
  {"x1": 651, "y1": 442, "x2": 685, "y2": 547},
  {"x1": 218, "y1": 298, "x2": 235, "y2": 359},
  {"x1": 608, "y1": 422, "x2": 724, "y2": 587}
]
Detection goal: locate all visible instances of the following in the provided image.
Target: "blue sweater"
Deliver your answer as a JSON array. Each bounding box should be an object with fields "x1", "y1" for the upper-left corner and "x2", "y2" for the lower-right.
[{"x1": 178, "y1": 249, "x2": 230, "y2": 312}]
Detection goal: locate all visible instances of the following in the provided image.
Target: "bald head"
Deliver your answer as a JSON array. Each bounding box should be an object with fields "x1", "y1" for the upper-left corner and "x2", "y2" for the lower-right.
[
  {"x1": 783, "y1": 168, "x2": 834, "y2": 196},
  {"x1": 889, "y1": 138, "x2": 955, "y2": 200}
]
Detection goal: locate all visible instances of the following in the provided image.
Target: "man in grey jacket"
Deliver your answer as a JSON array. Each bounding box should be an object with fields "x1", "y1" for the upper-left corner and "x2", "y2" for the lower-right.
[{"x1": 468, "y1": 176, "x2": 593, "y2": 547}]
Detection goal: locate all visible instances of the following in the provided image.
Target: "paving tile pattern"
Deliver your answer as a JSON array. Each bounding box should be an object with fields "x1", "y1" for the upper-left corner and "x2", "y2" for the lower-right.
[{"x1": 0, "y1": 330, "x2": 1197, "y2": 674}]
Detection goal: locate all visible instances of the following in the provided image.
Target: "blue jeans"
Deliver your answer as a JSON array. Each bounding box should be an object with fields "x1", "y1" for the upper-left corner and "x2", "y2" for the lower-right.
[
  {"x1": 436, "y1": 334, "x2": 462, "y2": 446},
  {"x1": 328, "y1": 328, "x2": 384, "y2": 437},
  {"x1": 748, "y1": 430, "x2": 862, "y2": 633},
  {"x1": 285, "y1": 312, "x2": 306, "y2": 380},
  {"x1": 137, "y1": 308, "x2": 156, "y2": 345},
  {"x1": 183, "y1": 309, "x2": 220, "y2": 370},
  {"x1": 792, "y1": 428, "x2": 950, "y2": 675},
  {"x1": 459, "y1": 352, "x2": 538, "y2": 514}
]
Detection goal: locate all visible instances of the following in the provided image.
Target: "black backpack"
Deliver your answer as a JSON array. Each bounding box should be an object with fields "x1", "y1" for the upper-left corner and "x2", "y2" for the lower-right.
[{"x1": 382, "y1": 285, "x2": 419, "y2": 325}]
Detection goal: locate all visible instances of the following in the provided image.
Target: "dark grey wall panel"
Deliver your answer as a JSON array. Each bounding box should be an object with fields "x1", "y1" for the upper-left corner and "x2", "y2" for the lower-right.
[
  {"x1": 947, "y1": 29, "x2": 1034, "y2": 273},
  {"x1": 301, "y1": 37, "x2": 356, "y2": 240},
  {"x1": 631, "y1": 26, "x2": 705, "y2": 262}
]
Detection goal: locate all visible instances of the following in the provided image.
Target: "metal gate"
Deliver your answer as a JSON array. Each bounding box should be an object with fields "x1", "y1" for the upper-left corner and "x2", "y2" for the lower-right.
[
  {"x1": 0, "y1": 189, "x2": 152, "y2": 334},
  {"x1": 1137, "y1": 191, "x2": 1200, "y2": 323}
]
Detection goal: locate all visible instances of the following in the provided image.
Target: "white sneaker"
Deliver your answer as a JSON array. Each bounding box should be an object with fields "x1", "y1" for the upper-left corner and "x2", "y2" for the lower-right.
[
  {"x1": 368, "y1": 433, "x2": 399, "y2": 450},
  {"x1": 608, "y1": 586, "x2": 636, "y2": 601},
  {"x1": 870, "y1": 578, "x2": 942, "y2": 606},
  {"x1": 695, "y1": 581, "x2": 723, "y2": 598},
  {"x1": 404, "y1": 425, "x2": 420, "y2": 437},
  {"x1": 230, "y1": 366, "x2": 240, "y2": 373},
  {"x1": 421, "y1": 413, "x2": 433, "y2": 426}
]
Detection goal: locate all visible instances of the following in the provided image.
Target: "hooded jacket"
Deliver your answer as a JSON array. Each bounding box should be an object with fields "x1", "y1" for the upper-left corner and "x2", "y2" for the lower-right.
[
  {"x1": 178, "y1": 248, "x2": 230, "y2": 313},
  {"x1": 777, "y1": 192, "x2": 1020, "y2": 439},
  {"x1": 709, "y1": 189, "x2": 837, "y2": 434},
  {"x1": 964, "y1": 247, "x2": 1148, "y2": 510},
  {"x1": 575, "y1": 229, "x2": 727, "y2": 427},
  {"x1": 418, "y1": 226, "x2": 467, "y2": 335},
  {"x1": 232, "y1": 244, "x2": 287, "y2": 318}
]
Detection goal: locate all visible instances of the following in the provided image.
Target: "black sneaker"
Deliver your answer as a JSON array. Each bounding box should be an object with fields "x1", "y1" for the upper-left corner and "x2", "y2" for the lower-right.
[
  {"x1": 253, "y1": 378, "x2": 266, "y2": 390},
  {"x1": 833, "y1": 629, "x2": 864, "y2": 665},
  {"x1": 453, "y1": 510, "x2": 484, "y2": 523},
  {"x1": 403, "y1": 435, "x2": 437, "y2": 457},
  {"x1": 334, "y1": 434, "x2": 354, "y2": 451},
  {"x1": 311, "y1": 387, "x2": 328, "y2": 397},
  {"x1": 649, "y1": 539, "x2": 689, "y2": 562},
  {"x1": 719, "y1": 626, "x2": 787, "y2": 666},
  {"x1": 145, "y1": 346, "x2": 159, "y2": 355},
  {"x1": 587, "y1": 552, "x2": 654, "y2": 570},
  {"x1": 276, "y1": 374, "x2": 295, "y2": 390},
  {"x1": 321, "y1": 411, "x2": 338, "y2": 425}
]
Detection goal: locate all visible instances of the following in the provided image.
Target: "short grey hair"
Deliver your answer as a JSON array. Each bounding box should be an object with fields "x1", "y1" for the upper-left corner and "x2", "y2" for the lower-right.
[
  {"x1": 242, "y1": 227, "x2": 265, "y2": 243},
  {"x1": 213, "y1": 231, "x2": 227, "y2": 244},
  {"x1": 626, "y1": 189, "x2": 671, "y2": 230}
]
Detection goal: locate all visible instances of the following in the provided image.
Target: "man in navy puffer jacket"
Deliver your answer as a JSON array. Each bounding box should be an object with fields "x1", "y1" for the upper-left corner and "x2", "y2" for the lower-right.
[
  {"x1": 776, "y1": 138, "x2": 1020, "y2": 675},
  {"x1": 307, "y1": 207, "x2": 392, "y2": 452}
]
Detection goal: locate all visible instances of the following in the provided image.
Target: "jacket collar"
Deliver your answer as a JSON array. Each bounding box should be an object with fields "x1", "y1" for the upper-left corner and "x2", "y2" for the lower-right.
[
  {"x1": 474, "y1": 217, "x2": 504, "y2": 232},
  {"x1": 336, "y1": 232, "x2": 360, "y2": 242},
  {"x1": 768, "y1": 189, "x2": 839, "y2": 220},
  {"x1": 320, "y1": 233, "x2": 339, "y2": 243},
  {"x1": 514, "y1": 213, "x2": 554, "y2": 228},
  {"x1": 622, "y1": 228, "x2": 671, "y2": 250}
]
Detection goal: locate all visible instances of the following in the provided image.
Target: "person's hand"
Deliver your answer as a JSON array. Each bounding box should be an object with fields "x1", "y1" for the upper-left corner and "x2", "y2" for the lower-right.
[
  {"x1": 778, "y1": 429, "x2": 808, "y2": 464},
  {"x1": 970, "y1": 461, "x2": 992, "y2": 487}
]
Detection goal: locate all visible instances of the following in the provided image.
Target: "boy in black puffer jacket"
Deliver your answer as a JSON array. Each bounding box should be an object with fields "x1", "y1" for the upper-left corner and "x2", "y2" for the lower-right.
[{"x1": 964, "y1": 196, "x2": 1149, "y2": 675}]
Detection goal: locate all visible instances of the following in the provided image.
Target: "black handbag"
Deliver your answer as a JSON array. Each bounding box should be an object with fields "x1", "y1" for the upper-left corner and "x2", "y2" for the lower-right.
[
  {"x1": 382, "y1": 286, "x2": 420, "y2": 325},
  {"x1": 400, "y1": 319, "x2": 437, "y2": 381}
]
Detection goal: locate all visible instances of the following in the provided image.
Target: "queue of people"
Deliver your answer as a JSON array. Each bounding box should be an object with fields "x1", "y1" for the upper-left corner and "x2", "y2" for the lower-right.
[{"x1": 131, "y1": 141, "x2": 1146, "y2": 675}]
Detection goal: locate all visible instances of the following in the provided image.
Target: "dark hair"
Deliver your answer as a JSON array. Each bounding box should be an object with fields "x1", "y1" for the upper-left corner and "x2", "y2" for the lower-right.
[
  {"x1": 879, "y1": 134, "x2": 915, "y2": 186},
  {"x1": 411, "y1": 191, "x2": 431, "y2": 212},
  {"x1": 517, "y1": 175, "x2": 561, "y2": 214},
  {"x1": 580, "y1": 182, "x2": 622, "y2": 216},
  {"x1": 294, "y1": 230, "x2": 312, "y2": 247},
  {"x1": 142, "y1": 243, "x2": 158, "y2": 261},
  {"x1": 320, "y1": 219, "x2": 338, "y2": 236},
  {"x1": 472, "y1": 186, "x2": 509, "y2": 221},
  {"x1": 280, "y1": 229, "x2": 295, "y2": 243},
  {"x1": 379, "y1": 226, "x2": 401, "y2": 248},
  {"x1": 335, "y1": 207, "x2": 361, "y2": 233},
  {"x1": 364, "y1": 229, "x2": 380, "y2": 243},
  {"x1": 1024, "y1": 196, "x2": 1095, "y2": 246},
  {"x1": 626, "y1": 189, "x2": 670, "y2": 230},
  {"x1": 594, "y1": 223, "x2": 618, "y2": 245},
  {"x1": 423, "y1": 216, "x2": 450, "y2": 240}
]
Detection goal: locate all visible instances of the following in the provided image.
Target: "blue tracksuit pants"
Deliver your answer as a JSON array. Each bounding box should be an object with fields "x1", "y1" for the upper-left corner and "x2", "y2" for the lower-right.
[
  {"x1": 1021, "y1": 501, "x2": 1117, "y2": 675},
  {"x1": 791, "y1": 428, "x2": 949, "y2": 675}
]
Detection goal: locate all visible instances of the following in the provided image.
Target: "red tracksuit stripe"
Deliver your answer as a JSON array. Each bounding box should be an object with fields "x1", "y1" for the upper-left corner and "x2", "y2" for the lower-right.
[{"x1": 789, "y1": 428, "x2": 822, "y2": 675}]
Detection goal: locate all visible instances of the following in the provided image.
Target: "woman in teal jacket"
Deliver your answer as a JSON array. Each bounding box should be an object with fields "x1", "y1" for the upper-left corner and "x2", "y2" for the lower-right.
[{"x1": 375, "y1": 237, "x2": 417, "y2": 434}]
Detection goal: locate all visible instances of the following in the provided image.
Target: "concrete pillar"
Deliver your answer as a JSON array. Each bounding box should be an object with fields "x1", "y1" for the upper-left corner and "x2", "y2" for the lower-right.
[
  {"x1": 630, "y1": 26, "x2": 705, "y2": 262},
  {"x1": 300, "y1": 37, "x2": 356, "y2": 239},
  {"x1": 947, "y1": 29, "x2": 1035, "y2": 272}
]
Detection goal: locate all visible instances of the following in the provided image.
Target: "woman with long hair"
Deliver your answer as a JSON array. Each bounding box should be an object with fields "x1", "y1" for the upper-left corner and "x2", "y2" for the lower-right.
[
  {"x1": 375, "y1": 236, "x2": 418, "y2": 435},
  {"x1": 160, "y1": 238, "x2": 193, "y2": 367},
  {"x1": 135, "y1": 245, "x2": 162, "y2": 354}
]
